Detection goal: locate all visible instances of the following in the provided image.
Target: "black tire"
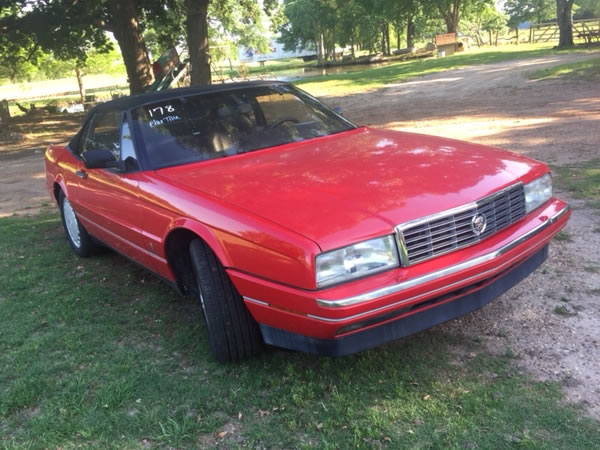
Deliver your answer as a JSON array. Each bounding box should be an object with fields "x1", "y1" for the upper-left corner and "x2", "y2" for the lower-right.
[
  {"x1": 59, "y1": 191, "x2": 98, "y2": 257},
  {"x1": 189, "y1": 239, "x2": 263, "y2": 362}
]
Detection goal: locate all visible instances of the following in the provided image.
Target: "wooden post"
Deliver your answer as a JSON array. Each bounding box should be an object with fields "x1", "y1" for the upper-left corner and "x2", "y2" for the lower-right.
[{"x1": 529, "y1": 26, "x2": 533, "y2": 43}]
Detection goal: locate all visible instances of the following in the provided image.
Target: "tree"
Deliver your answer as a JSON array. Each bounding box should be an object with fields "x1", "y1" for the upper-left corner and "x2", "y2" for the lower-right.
[
  {"x1": 0, "y1": 0, "x2": 151, "y2": 94},
  {"x1": 462, "y1": 1, "x2": 506, "y2": 45},
  {"x1": 434, "y1": 0, "x2": 463, "y2": 33},
  {"x1": 2, "y1": 0, "x2": 267, "y2": 90},
  {"x1": 556, "y1": 0, "x2": 575, "y2": 46},
  {"x1": 279, "y1": 0, "x2": 336, "y2": 62},
  {"x1": 145, "y1": 0, "x2": 269, "y2": 85},
  {"x1": 106, "y1": 0, "x2": 152, "y2": 93},
  {"x1": 574, "y1": 0, "x2": 600, "y2": 19},
  {"x1": 504, "y1": 0, "x2": 555, "y2": 27}
]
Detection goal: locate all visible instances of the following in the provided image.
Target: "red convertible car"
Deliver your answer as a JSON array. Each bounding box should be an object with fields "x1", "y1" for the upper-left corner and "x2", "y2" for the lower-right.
[{"x1": 45, "y1": 81, "x2": 570, "y2": 361}]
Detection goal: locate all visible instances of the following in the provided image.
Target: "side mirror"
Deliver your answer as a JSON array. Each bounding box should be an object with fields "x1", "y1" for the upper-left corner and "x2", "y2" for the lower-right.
[
  {"x1": 82, "y1": 149, "x2": 123, "y2": 170},
  {"x1": 333, "y1": 106, "x2": 343, "y2": 116}
]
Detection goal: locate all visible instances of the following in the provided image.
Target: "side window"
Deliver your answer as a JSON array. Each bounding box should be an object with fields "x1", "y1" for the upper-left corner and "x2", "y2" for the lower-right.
[
  {"x1": 73, "y1": 118, "x2": 94, "y2": 158},
  {"x1": 82, "y1": 111, "x2": 122, "y2": 160}
]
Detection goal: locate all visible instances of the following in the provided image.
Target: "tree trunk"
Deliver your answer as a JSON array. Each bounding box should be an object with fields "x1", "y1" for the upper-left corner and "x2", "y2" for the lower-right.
[
  {"x1": 488, "y1": 30, "x2": 492, "y2": 45},
  {"x1": 476, "y1": 32, "x2": 484, "y2": 47},
  {"x1": 185, "y1": 0, "x2": 211, "y2": 85},
  {"x1": 407, "y1": 17, "x2": 415, "y2": 49},
  {"x1": 350, "y1": 35, "x2": 355, "y2": 59},
  {"x1": 75, "y1": 67, "x2": 85, "y2": 104},
  {"x1": 332, "y1": 30, "x2": 337, "y2": 61},
  {"x1": 440, "y1": 0, "x2": 462, "y2": 33},
  {"x1": 0, "y1": 99, "x2": 10, "y2": 126},
  {"x1": 315, "y1": 36, "x2": 321, "y2": 63},
  {"x1": 556, "y1": 0, "x2": 575, "y2": 47},
  {"x1": 385, "y1": 22, "x2": 391, "y2": 55},
  {"x1": 317, "y1": 32, "x2": 325, "y2": 63},
  {"x1": 396, "y1": 24, "x2": 402, "y2": 50},
  {"x1": 106, "y1": 0, "x2": 152, "y2": 94}
]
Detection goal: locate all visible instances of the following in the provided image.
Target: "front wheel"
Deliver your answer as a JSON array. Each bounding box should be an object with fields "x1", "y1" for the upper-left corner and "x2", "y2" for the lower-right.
[
  {"x1": 59, "y1": 191, "x2": 98, "y2": 257},
  {"x1": 189, "y1": 239, "x2": 263, "y2": 362}
]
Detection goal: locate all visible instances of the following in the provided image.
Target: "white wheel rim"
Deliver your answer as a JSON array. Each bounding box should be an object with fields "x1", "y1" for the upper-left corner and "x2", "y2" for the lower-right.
[
  {"x1": 199, "y1": 291, "x2": 210, "y2": 327},
  {"x1": 63, "y1": 198, "x2": 81, "y2": 248}
]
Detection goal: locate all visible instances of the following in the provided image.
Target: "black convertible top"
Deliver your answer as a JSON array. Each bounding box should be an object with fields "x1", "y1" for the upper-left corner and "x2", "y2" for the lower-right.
[{"x1": 91, "y1": 80, "x2": 288, "y2": 114}]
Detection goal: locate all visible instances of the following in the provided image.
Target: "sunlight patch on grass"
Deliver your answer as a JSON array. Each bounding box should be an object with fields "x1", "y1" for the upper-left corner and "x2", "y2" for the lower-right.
[
  {"x1": 552, "y1": 159, "x2": 600, "y2": 210},
  {"x1": 528, "y1": 57, "x2": 600, "y2": 80}
]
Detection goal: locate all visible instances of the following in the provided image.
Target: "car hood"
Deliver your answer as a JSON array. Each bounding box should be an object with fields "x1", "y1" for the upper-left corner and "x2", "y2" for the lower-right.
[{"x1": 156, "y1": 127, "x2": 547, "y2": 251}]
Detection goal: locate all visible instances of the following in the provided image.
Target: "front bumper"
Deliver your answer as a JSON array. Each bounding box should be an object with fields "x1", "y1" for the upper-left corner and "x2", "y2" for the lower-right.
[{"x1": 227, "y1": 199, "x2": 569, "y2": 355}]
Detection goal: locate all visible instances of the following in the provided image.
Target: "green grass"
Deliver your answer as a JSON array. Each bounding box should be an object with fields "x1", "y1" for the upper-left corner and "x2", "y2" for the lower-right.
[
  {"x1": 553, "y1": 305, "x2": 574, "y2": 316},
  {"x1": 554, "y1": 230, "x2": 573, "y2": 242},
  {"x1": 296, "y1": 44, "x2": 590, "y2": 97},
  {"x1": 1, "y1": 212, "x2": 600, "y2": 448},
  {"x1": 552, "y1": 159, "x2": 600, "y2": 210},
  {"x1": 528, "y1": 57, "x2": 600, "y2": 80}
]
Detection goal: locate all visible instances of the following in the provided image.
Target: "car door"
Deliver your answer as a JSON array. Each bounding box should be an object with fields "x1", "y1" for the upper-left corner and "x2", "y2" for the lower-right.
[{"x1": 73, "y1": 110, "x2": 154, "y2": 267}]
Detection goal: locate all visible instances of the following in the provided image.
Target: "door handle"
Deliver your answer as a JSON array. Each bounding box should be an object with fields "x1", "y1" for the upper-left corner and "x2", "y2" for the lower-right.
[{"x1": 75, "y1": 170, "x2": 88, "y2": 179}]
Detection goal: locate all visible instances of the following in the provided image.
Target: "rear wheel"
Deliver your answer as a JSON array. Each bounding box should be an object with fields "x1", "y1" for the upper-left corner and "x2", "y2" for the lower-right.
[
  {"x1": 189, "y1": 239, "x2": 263, "y2": 362},
  {"x1": 59, "y1": 191, "x2": 98, "y2": 257}
]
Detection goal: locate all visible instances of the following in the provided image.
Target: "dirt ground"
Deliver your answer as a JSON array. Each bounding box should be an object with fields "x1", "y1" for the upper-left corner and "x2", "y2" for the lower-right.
[{"x1": 1, "y1": 51, "x2": 599, "y2": 418}]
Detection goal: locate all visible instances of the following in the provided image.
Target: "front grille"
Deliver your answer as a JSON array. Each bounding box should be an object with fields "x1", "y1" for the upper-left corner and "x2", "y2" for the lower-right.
[{"x1": 396, "y1": 183, "x2": 526, "y2": 265}]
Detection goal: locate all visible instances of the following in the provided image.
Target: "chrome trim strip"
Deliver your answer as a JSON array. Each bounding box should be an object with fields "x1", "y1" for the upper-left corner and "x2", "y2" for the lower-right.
[
  {"x1": 395, "y1": 183, "x2": 523, "y2": 234},
  {"x1": 315, "y1": 204, "x2": 569, "y2": 309},
  {"x1": 243, "y1": 296, "x2": 269, "y2": 307}
]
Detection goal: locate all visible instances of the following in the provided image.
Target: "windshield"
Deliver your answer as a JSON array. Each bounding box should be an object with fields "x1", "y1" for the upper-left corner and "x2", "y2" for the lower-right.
[{"x1": 132, "y1": 84, "x2": 356, "y2": 169}]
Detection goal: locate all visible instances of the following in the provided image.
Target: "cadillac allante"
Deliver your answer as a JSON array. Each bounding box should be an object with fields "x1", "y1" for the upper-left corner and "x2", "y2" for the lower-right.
[{"x1": 45, "y1": 81, "x2": 570, "y2": 361}]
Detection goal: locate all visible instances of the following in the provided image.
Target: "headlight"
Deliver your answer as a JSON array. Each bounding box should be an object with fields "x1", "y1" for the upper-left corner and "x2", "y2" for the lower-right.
[
  {"x1": 524, "y1": 173, "x2": 553, "y2": 213},
  {"x1": 315, "y1": 235, "x2": 399, "y2": 288}
]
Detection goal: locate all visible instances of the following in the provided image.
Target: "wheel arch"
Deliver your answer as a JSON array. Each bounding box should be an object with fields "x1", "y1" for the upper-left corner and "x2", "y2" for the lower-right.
[
  {"x1": 52, "y1": 177, "x2": 68, "y2": 204},
  {"x1": 164, "y1": 221, "x2": 231, "y2": 297}
]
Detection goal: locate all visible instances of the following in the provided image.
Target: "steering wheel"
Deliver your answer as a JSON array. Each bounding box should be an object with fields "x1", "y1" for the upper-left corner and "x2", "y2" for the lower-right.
[{"x1": 264, "y1": 117, "x2": 299, "y2": 131}]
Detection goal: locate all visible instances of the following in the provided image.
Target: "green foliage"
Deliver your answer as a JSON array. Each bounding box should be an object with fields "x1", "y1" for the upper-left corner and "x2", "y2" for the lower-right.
[
  {"x1": 0, "y1": 48, "x2": 126, "y2": 85},
  {"x1": 0, "y1": 1, "x2": 111, "y2": 83},
  {"x1": 460, "y1": 0, "x2": 507, "y2": 45},
  {"x1": 504, "y1": 0, "x2": 556, "y2": 28},
  {"x1": 574, "y1": 0, "x2": 600, "y2": 19},
  {"x1": 142, "y1": 0, "x2": 270, "y2": 62},
  {"x1": 279, "y1": 0, "x2": 502, "y2": 62},
  {"x1": 279, "y1": 0, "x2": 336, "y2": 53},
  {"x1": 0, "y1": 3, "x2": 43, "y2": 81},
  {"x1": 1, "y1": 0, "x2": 268, "y2": 86}
]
